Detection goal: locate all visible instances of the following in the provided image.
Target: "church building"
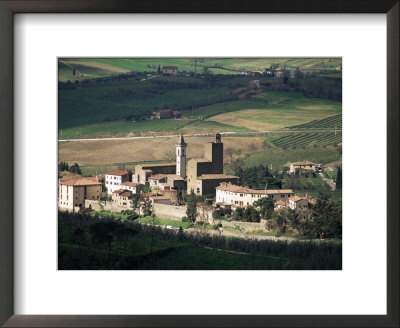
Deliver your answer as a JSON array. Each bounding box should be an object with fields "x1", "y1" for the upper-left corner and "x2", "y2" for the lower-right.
[{"x1": 186, "y1": 133, "x2": 238, "y2": 195}]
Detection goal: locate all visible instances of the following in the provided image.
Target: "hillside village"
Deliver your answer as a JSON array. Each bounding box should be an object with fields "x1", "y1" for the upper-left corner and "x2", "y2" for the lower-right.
[
  {"x1": 57, "y1": 58, "x2": 342, "y2": 270},
  {"x1": 59, "y1": 133, "x2": 324, "y2": 231}
]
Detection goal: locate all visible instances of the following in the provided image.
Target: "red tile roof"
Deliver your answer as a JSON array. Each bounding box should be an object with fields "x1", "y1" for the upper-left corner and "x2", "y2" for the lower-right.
[
  {"x1": 59, "y1": 175, "x2": 102, "y2": 186},
  {"x1": 216, "y1": 182, "x2": 293, "y2": 195},
  {"x1": 121, "y1": 182, "x2": 141, "y2": 187},
  {"x1": 106, "y1": 170, "x2": 129, "y2": 176}
]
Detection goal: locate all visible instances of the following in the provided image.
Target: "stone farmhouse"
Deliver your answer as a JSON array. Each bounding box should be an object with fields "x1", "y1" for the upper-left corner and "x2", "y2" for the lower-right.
[
  {"x1": 288, "y1": 195, "x2": 315, "y2": 210},
  {"x1": 134, "y1": 163, "x2": 176, "y2": 184},
  {"x1": 216, "y1": 182, "x2": 294, "y2": 208},
  {"x1": 58, "y1": 175, "x2": 103, "y2": 212},
  {"x1": 112, "y1": 189, "x2": 134, "y2": 210},
  {"x1": 151, "y1": 109, "x2": 181, "y2": 119},
  {"x1": 162, "y1": 66, "x2": 178, "y2": 76},
  {"x1": 187, "y1": 134, "x2": 239, "y2": 195},
  {"x1": 121, "y1": 181, "x2": 144, "y2": 194},
  {"x1": 289, "y1": 160, "x2": 316, "y2": 174}
]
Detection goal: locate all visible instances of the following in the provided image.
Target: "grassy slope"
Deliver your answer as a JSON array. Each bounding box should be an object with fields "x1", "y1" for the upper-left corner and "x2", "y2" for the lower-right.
[
  {"x1": 59, "y1": 119, "x2": 253, "y2": 139},
  {"x1": 59, "y1": 77, "x2": 231, "y2": 130},
  {"x1": 205, "y1": 95, "x2": 341, "y2": 131}
]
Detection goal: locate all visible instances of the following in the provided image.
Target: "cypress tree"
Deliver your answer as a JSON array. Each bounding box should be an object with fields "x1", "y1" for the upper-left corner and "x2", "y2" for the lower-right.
[{"x1": 336, "y1": 166, "x2": 342, "y2": 190}]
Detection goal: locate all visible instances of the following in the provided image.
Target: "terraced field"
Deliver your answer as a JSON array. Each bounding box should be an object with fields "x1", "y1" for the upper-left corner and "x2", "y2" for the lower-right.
[
  {"x1": 289, "y1": 114, "x2": 342, "y2": 129},
  {"x1": 58, "y1": 57, "x2": 342, "y2": 81},
  {"x1": 243, "y1": 147, "x2": 341, "y2": 170},
  {"x1": 271, "y1": 132, "x2": 342, "y2": 148}
]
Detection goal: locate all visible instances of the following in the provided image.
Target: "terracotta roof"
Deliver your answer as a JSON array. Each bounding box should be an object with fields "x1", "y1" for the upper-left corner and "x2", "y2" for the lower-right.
[
  {"x1": 197, "y1": 174, "x2": 238, "y2": 181},
  {"x1": 159, "y1": 182, "x2": 171, "y2": 187},
  {"x1": 289, "y1": 196, "x2": 305, "y2": 202},
  {"x1": 60, "y1": 175, "x2": 102, "y2": 186},
  {"x1": 106, "y1": 170, "x2": 129, "y2": 176},
  {"x1": 121, "y1": 182, "x2": 141, "y2": 187},
  {"x1": 167, "y1": 174, "x2": 185, "y2": 181},
  {"x1": 216, "y1": 184, "x2": 249, "y2": 193},
  {"x1": 149, "y1": 174, "x2": 167, "y2": 181},
  {"x1": 113, "y1": 189, "x2": 132, "y2": 198},
  {"x1": 216, "y1": 182, "x2": 292, "y2": 195},
  {"x1": 275, "y1": 200, "x2": 288, "y2": 206},
  {"x1": 249, "y1": 189, "x2": 293, "y2": 195}
]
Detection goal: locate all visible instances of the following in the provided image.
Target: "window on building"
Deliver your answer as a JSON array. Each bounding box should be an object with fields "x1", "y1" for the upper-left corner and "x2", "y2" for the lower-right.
[{"x1": 196, "y1": 187, "x2": 200, "y2": 194}]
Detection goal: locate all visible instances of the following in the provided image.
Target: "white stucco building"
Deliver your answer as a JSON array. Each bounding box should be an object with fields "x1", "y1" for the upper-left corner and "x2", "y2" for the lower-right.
[
  {"x1": 121, "y1": 181, "x2": 143, "y2": 194},
  {"x1": 215, "y1": 182, "x2": 293, "y2": 208},
  {"x1": 105, "y1": 170, "x2": 129, "y2": 194}
]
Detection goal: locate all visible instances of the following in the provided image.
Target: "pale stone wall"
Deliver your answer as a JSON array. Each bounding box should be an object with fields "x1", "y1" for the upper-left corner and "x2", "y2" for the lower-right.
[
  {"x1": 153, "y1": 203, "x2": 187, "y2": 221},
  {"x1": 213, "y1": 219, "x2": 270, "y2": 233},
  {"x1": 58, "y1": 184, "x2": 74, "y2": 211}
]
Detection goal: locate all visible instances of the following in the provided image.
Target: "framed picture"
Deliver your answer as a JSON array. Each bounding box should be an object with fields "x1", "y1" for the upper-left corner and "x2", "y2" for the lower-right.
[{"x1": 0, "y1": 1, "x2": 398, "y2": 327}]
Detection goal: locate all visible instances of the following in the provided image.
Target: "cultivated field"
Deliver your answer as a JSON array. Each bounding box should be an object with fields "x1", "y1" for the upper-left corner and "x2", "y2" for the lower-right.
[
  {"x1": 58, "y1": 136, "x2": 266, "y2": 175},
  {"x1": 243, "y1": 146, "x2": 341, "y2": 170},
  {"x1": 208, "y1": 96, "x2": 341, "y2": 131},
  {"x1": 59, "y1": 57, "x2": 342, "y2": 81},
  {"x1": 270, "y1": 132, "x2": 342, "y2": 148}
]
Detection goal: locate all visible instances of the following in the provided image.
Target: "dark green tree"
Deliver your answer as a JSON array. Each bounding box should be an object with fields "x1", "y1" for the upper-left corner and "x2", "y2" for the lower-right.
[
  {"x1": 243, "y1": 206, "x2": 260, "y2": 222},
  {"x1": 336, "y1": 166, "x2": 342, "y2": 190},
  {"x1": 310, "y1": 192, "x2": 342, "y2": 239},
  {"x1": 69, "y1": 163, "x2": 81, "y2": 175},
  {"x1": 233, "y1": 207, "x2": 244, "y2": 221},
  {"x1": 71, "y1": 227, "x2": 87, "y2": 250},
  {"x1": 254, "y1": 197, "x2": 275, "y2": 220},
  {"x1": 186, "y1": 189, "x2": 197, "y2": 223}
]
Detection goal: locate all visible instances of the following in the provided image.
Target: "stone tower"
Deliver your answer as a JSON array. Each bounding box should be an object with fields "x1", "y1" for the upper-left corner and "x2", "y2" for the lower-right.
[{"x1": 176, "y1": 134, "x2": 187, "y2": 178}]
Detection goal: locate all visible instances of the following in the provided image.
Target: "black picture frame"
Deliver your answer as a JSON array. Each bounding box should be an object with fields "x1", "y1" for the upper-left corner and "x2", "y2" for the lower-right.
[{"x1": 0, "y1": 1, "x2": 398, "y2": 327}]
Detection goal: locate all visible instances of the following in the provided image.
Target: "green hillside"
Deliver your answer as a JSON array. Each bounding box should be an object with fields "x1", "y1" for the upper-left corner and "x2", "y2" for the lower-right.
[{"x1": 58, "y1": 61, "x2": 342, "y2": 139}]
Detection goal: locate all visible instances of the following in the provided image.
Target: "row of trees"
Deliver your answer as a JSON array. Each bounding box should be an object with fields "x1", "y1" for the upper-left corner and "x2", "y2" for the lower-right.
[
  {"x1": 58, "y1": 161, "x2": 82, "y2": 175},
  {"x1": 211, "y1": 192, "x2": 342, "y2": 240}
]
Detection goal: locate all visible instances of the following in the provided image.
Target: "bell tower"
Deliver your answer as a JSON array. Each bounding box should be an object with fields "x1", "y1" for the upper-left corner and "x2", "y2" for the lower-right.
[{"x1": 176, "y1": 134, "x2": 187, "y2": 178}]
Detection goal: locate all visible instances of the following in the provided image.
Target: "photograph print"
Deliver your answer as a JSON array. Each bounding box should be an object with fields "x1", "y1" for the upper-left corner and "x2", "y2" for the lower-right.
[{"x1": 58, "y1": 58, "x2": 342, "y2": 270}]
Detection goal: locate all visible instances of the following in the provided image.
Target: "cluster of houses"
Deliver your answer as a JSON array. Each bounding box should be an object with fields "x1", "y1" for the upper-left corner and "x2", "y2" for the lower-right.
[{"x1": 58, "y1": 134, "x2": 317, "y2": 218}]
